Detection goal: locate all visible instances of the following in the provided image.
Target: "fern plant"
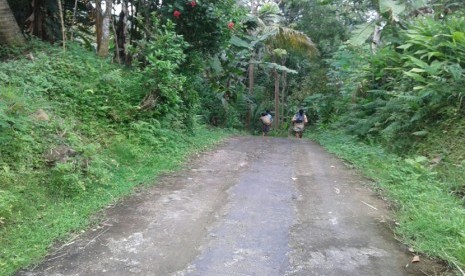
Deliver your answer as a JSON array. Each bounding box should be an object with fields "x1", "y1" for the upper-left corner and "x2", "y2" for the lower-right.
[{"x1": 328, "y1": 15, "x2": 465, "y2": 151}]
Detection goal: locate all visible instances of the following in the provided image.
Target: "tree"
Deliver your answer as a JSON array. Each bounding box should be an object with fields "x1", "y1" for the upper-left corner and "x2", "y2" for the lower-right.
[
  {"x1": 239, "y1": 1, "x2": 318, "y2": 129},
  {"x1": 115, "y1": 0, "x2": 129, "y2": 63},
  {"x1": 343, "y1": 0, "x2": 461, "y2": 52},
  {"x1": 57, "y1": 0, "x2": 66, "y2": 50},
  {"x1": 265, "y1": 27, "x2": 318, "y2": 128},
  {"x1": 97, "y1": 0, "x2": 113, "y2": 57},
  {"x1": 253, "y1": 2, "x2": 318, "y2": 128},
  {"x1": 283, "y1": 0, "x2": 348, "y2": 56},
  {"x1": 0, "y1": 0, "x2": 25, "y2": 46},
  {"x1": 158, "y1": 0, "x2": 238, "y2": 55}
]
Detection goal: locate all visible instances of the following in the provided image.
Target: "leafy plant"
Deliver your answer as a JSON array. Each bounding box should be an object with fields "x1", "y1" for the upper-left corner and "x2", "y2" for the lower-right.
[
  {"x1": 323, "y1": 15, "x2": 465, "y2": 152},
  {"x1": 158, "y1": 0, "x2": 241, "y2": 55},
  {"x1": 135, "y1": 19, "x2": 188, "y2": 121}
]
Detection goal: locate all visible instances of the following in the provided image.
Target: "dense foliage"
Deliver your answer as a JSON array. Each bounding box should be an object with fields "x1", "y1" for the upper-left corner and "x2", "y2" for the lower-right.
[
  {"x1": 319, "y1": 14, "x2": 465, "y2": 216},
  {"x1": 324, "y1": 16, "x2": 465, "y2": 150},
  {"x1": 158, "y1": 0, "x2": 238, "y2": 54}
]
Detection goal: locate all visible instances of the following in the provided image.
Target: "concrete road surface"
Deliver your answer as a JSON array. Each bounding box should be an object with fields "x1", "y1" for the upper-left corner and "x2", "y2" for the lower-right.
[{"x1": 18, "y1": 137, "x2": 449, "y2": 276}]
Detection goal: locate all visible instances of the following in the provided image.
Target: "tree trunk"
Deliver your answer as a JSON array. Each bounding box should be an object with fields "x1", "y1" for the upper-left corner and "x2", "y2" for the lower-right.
[
  {"x1": 96, "y1": 0, "x2": 103, "y2": 52},
  {"x1": 246, "y1": 56, "x2": 255, "y2": 130},
  {"x1": 57, "y1": 0, "x2": 66, "y2": 50},
  {"x1": 251, "y1": 0, "x2": 258, "y2": 15},
  {"x1": 27, "y1": 0, "x2": 56, "y2": 42},
  {"x1": 70, "y1": 0, "x2": 78, "y2": 40},
  {"x1": 143, "y1": 0, "x2": 151, "y2": 39},
  {"x1": 371, "y1": 14, "x2": 381, "y2": 54},
  {"x1": 112, "y1": 14, "x2": 119, "y2": 63},
  {"x1": 371, "y1": 24, "x2": 382, "y2": 54},
  {"x1": 130, "y1": 0, "x2": 137, "y2": 46},
  {"x1": 279, "y1": 56, "x2": 288, "y2": 126},
  {"x1": 248, "y1": 60, "x2": 255, "y2": 95},
  {"x1": 281, "y1": 70, "x2": 287, "y2": 125},
  {"x1": 0, "y1": 0, "x2": 25, "y2": 46},
  {"x1": 274, "y1": 67, "x2": 280, "y2": 129},
  {"x1": 98, "y1": 0, "x2": 112, "y2": 57},
  {"x1": 116, "y1": 0, "x2": 129, "y2": 63},
  {"x1": 246, "y1": 0, "x2": 259, "y2": 130},
  {"x1": 32, "y1": 0, "x2": 45, "y2": 40}
]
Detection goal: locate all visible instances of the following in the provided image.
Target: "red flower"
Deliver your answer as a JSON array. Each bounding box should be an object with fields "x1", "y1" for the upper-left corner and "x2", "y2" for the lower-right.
[
  {"x1": 227, "y1": 22, "x2": 235, "y2": 29},
  {"x1": 190, "y1": 1, "x2": 196, "y2": 7},
  {"x1": 173, "y1": 10, "x2": 181, "y2": 18}
]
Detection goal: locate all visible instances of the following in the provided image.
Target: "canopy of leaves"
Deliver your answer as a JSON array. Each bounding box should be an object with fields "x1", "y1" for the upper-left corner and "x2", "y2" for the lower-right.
[{"x1": 158, "y1": 0, "x2": 241, "y2": 54}]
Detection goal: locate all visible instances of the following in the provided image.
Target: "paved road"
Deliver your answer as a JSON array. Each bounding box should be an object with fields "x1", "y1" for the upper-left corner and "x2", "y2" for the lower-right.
[{"x1": 18, "y1": 137, "x2": 441, "y2": 276}]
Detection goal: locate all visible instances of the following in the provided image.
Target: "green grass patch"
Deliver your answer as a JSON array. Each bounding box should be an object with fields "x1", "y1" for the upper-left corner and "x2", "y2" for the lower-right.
[
  {"x1": 308, "y1": 130, "x2": 465, "y2": 271},
  {"x1": 416, "y1": 117, "x2": 465, "y2": 199},
  {"x1": 0, "y1": 125, "x2": 233, "y2": 276}
]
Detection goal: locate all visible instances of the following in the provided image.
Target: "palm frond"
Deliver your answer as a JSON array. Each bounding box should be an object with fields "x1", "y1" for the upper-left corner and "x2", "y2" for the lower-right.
[{"x1": 267, "y1": 27, "x2": 319, "y2": 58}]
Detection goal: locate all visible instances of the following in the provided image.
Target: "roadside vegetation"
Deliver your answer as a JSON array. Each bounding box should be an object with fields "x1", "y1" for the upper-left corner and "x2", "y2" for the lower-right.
[
  {"x1": 302, "y1": 7, "x2": 465, "y2": 272},
  {"x1": 309, "y1": 130, "x2": 465, "y2": 272},
  {"x1": 0, "y1": 41, "x2": 236, "y2": 275},
  {"x1": 1, "y1": 0, "x2": 465, "y2": 274}
]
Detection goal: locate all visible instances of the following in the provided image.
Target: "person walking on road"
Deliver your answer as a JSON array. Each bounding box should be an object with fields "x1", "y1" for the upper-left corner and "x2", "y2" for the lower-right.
[
  {"x1": 265, "y1": 110, "x2": 273, "y2": 125},
  {"x1": 291, "y1": 109, "x2": 308, "y2": 138},
  {"x1": 260, "y1": 112, "x2": 272, "y2": 136}
]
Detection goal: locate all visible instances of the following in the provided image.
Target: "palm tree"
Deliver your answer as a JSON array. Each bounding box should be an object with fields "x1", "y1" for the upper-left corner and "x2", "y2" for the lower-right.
[
  {"x1": 0, "y1": 0, "x2": 25, "y2": 46},
  {"x1": 249, "y1": 3, "x2": 318, "y2": 128},
  {"x1": 264, "y1": 26, "x2": 318, "y2": 128}
]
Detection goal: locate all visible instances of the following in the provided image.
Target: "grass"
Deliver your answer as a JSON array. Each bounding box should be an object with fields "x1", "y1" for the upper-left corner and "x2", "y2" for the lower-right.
[
  {"x1": 416, "y1": 117, "x2": 465, "y2": 199},
  {"x1": 0, "y1": 41, "x2": 239, "y2": 275},
  {"x1": 308, "y1": 129, "x2": 465, "y2": 272},
  {"x1": 0, "y1": 125, "x2": 233, "y2": 276}
]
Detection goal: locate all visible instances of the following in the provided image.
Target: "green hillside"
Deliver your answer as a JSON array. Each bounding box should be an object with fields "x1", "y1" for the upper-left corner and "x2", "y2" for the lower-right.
[{"x1": 0, "y1": 43, "x2": 235, "y2": 275}]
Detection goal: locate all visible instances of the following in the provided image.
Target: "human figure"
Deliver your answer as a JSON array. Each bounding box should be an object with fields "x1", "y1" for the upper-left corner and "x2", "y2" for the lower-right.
[
  {"x1": 291, "y1": 109, "x2": 308, "y2": 138},
  {"x1": 266, "y1": 110, "x2": 273, "y2": 125},
  {"x1": 260, "y1": 112, "x2": 271, "y2": 136}
]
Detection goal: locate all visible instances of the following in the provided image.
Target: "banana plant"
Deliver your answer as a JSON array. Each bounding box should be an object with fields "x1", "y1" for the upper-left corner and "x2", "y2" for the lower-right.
[{"x1": 348, "y1": 0, "x2": 409, "y2": 52}]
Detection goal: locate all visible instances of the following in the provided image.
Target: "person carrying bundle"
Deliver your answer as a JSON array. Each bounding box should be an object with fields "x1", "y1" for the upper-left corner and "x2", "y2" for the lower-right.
[
  {"x1": 291, "y1": 109, "x2": 308, "y2": 138},
  {"x1": 260, "y1": 112, "x2": 272, "y2": 136}
]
